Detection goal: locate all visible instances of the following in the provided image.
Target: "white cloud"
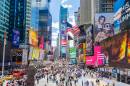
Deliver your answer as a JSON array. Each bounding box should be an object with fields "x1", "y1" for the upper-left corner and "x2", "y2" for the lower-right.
[
  {"x1": 62, "y1": 4, "x2": 73, "y2": 8},
  {"x1": 61, "y1": 0, "x2": 67, "y2": 4},
  {"x1": 52, "y1": 22, "x2": 59, "y2": 29},
  {"x1": 52, "y1": 41, "x2": 57, "y2": 47},
  {"x1": 69, "y1": 15, "x2": 75, "y2": 26}
]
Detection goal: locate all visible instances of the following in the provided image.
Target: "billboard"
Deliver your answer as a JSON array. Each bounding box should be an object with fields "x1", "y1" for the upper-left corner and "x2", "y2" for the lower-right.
[
  {"x1": 62, "y1": 36, "x2": 66, "y2": 40},
  {"x1": 29, "y1": 46, "x2": 33, "y2": 60},
  {"x1": 12, "y1": 29, "x2": 20, "y2": 47},
  {"x1": 32, "y1": 48, "x2": 39, "y2": 61},
  {"x1": 70, "y1": 47, "x2": 76, "y2": 58},
  {"x1": 39, "y1": 50, "x2": 44, "y2": 60},
  {"x1": 86, "y1": 25, "x2": 94, "y2": 56},
  {"x1": 103, "y1": 53, "x2": 109, "y2": 66},
  {"x1": 22, "y1": 49, "x2": 28, "y2": 64},
  {"x1": 114, "y1": 0, "x2": 130, "y2": 34},
  {"x1": 12, "y1": 49, "x2": 22, "y2": 64},
  {"x1": 62, "y1": 40, "x2": 66, "y2": 46},
  {"x1": 38, "y1": 35, "x2": 44, "y2": 49},
  {"x1": 78, "y1": 32, "x2": 86, "y2": 44},
  {"x1": 62, "y1": 46, "x2": 66, "y2": 54},
  {"x1": 86, "y1": 46, "x2": 103, "y2": 66},
  {"x1": 29, "y1": 30, "x2": 38, "y2": 46},
  {"x1": 70, "y1": 58, "x2": 76, "y2": 64},
  {"x1": 95, "y1": 13, "x2": 114, "y2": 44}
]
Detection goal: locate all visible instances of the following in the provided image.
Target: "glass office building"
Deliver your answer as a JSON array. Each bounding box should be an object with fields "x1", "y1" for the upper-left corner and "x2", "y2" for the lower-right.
[
  {"x1": 9, "y1": 0, "x2": 31, "y2": 43},
  {"x1": 31, "y1": 0, "x2": 51, "y2": 34},
  {"x1": 0, "y1": 0, "x2": 10, "y2": 40}
]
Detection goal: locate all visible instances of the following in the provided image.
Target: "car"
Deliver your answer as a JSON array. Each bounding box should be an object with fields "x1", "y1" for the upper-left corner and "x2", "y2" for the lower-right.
[
  {"x1": 5, "y1": 75, "x2": 13, "y2": 80},
  {"x1": 0, "y1": 76, "x2": 5, "y2": 83}
]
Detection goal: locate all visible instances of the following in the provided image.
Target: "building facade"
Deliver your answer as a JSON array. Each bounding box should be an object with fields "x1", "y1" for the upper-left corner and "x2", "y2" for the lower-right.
[
  {"x1": 0, "y1": 0, "x2": 10, "y2": 40},
  {"x1": 74, "y1": 11, "x2": 78, "y2": 27},
  {"x1": 9, "y1": 0, "x2": 31, "y2": 43},
  {"x1": 31, "y1": 0, "x2": 51, "y2": 34},
  {"x1": 39, "y1": 9, "x2": 52, "y2": 50}
]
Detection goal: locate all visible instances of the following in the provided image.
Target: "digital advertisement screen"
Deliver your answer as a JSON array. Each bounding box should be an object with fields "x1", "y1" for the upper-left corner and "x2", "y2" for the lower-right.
[
  {"x1": 78, "y1": 32, "x2": 86, "y2": 44},
  {"x1": 95, "y1": 13, "x2": 114, "y2": 44},
  {"x1": 86, "y1": 46, "x2": 103, "y2": 66},
  {"x1": 70, "y1": 47, "x2": 76, "y2": 58},
  {"x1": 103, "y1": 53, "x2": 109, "y2": 66},
  {"x1": 62, "y1": 40, "x2": 66, "y2": 46},
  {"x1": 62, "y1": 36, "x2": 66, "y2": 40},
  {"x1": 12, "y1": 29, "x2": 20, "y2": 47},
  {"x1": 86, "y1": 25, "x2": 94, "y2": 56},
  {"x1": 22, "y1": 49, "x2": 28, "y2": 64},
  {"x1": 62, "y1": 46, "x2": 66, "y2": 54},
  {"x1": 38, "y1": 35, "x2": 44, "y2": 49},
  {"x1": 29, "y1": 30, "x2": 38, "y2": 46},
  {"x1": 114, "y1": 0, "x2": 130, "y2": 34},
  {"x1": 70, "y1": 59, "x2": 76, "y2": 64},
  {"x1": 12, "y1": 49, "x2": 22, "y2": 64},
  {"x1": 39, "y1": 50, "x2": 44, "y2": 60},
  {"x1": 32, "y1": 48, "x2": 39, "y2": 61}
]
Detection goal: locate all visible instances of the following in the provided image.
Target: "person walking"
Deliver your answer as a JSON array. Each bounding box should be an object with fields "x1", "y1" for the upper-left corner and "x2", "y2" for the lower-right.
[
  {"x1": 47, "y1": 77, "x2": 48, "y2": 83},
  {"x1": 82, "y1": 80, "x2": 83, "y2": 86}
]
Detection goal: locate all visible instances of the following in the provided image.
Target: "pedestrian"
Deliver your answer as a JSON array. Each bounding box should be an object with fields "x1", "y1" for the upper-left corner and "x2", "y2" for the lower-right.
[
  {"x1": 74, "y1": 80, "x2": 76, "y2": 86},
  {"x1": 82, "y1": 80, "x2": 83, "y2": 86},
  {"x1": 37, "y1": 76, "x2": 39, "y2": 84},
  {"x1": 86, "y1": 80, "x2": 89, "y2": 86},
  {"x1": 76, "y1": 77, "x2": 78, "y2": 82},
  {"x1": 47, "y1": 77, "x2": 48, "y2": 83}
]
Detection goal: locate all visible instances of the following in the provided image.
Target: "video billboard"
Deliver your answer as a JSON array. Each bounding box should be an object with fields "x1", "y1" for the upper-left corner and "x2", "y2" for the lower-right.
[
  {"x1": 22, "y1": 49, "x2": 28, "y2": 64},
  {"x1": 95, "y1": 13, "x2": 114, "y2": 44},
  {"x1": 103, "y1": 53, "x2": 109, "y2": 66},
  {"x1": 62, "y1": 40, "x2": 66, "y2": 46},
  {"x1": 39, "y1": 50, "x2": 44, "y2": 60},
  {"x1": 70, "y1": 48, "x2": 76, "y2": 58},
  {"x1": 86, "y1": 46, "x2": 103, "y2": 66},
  {"x1": 78, "y1": 32, "x2": 86, "y2": 44},
  {"x1": 38, "y1": 35, "x2": 44, "y2": 49},
  {"x1": 114, "y1": 0, "x2": 130, "y2": 34},
  {"x1": 29, "y1": 46, "x2": 33, "y2": 60},
  {"x1": 32, "y1": 48, "x2": 39, "y2": 61},
  {"x1": 62, "y1": 46, "x2": 66, "y2": 54},
  {"x1": 70, "y1": 59, "x2": 76, "y2": 64},
  {"x1": 86, "y1": 25, "x2": 94, "y2": 56},
  {"x1": 12, "y1": 29, "x2": 20, "y2": 47},
  {"x1": 29, "y1": 30, "x2": 38, "y2": 46},
  {"x1": 12, "y1": 49, "x2": 22, "y2": 64},
  {"x1": 62, "y1": 36, "x2": 66, "y2": 40}
]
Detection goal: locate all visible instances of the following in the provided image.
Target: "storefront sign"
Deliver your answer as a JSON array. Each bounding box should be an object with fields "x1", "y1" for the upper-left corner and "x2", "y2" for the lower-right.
[
  {"x1": 105, "y1": 69, "x2": 109, "y2": 72},
  {"x1": 109, "y1": 69, "x2": 112, "y2": 72},
  {"x1": 112, "y1": 69, "x2": 117, "y2": 73},
  {"x1": 120, "y1": 71, "x2": 127, "y2": 75}
]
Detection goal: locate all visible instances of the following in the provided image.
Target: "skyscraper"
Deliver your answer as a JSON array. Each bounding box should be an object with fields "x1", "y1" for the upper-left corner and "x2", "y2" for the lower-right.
[
  {"x1": 74, "y1": 11, "x2": 78, "y2": 27},
  {"x1": 9, "y1": 0, "x2": 32, "y2": 43},
  {"x1": 0, "y1": 0, "x2": 10, "y2": 40},
  {"x1": 59, "y1": 6, "x2": 68, "y2": 57},
  {"x1": 31, "y1": 0, "x2": 51, "y2": 34}
]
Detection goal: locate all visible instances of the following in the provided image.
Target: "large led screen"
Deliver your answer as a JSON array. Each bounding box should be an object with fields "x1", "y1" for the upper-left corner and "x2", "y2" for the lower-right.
[
  {"x1": 32, "y1": 48, "x2": 39, "y2": 61},
  {"x1": 62, "y1": 46, "x2": 66, "y2": 54},
  {"x1": 70, "y1": 59, "x2": 76, "y2": 64},
  {"x1": 70, "y1": 47, "x2": 76, "y2": 58},
  {"x1": 12, "y1": 29, "x2": 20, "y2": 47},
  {"x1": 38, "y1": 35, "x2": 44, "y2": 49},
  {"x1": 78, "y1": 32, "x2": 86, "y2": 44},
  {"x1": 86, "y1": 25, "x2": 94, "y2": 56},
  {"x1": 95, "y1": 13, "x2": 114, "y2": 44},
  {"x1": 86, "y1": 46, "x2": 103, "y2": 66},
  {"x1": 114, "y1": 0, "x2": 130, "y2": 34},
  {"x1": 29, "y1": 30, "x2": 38, "y2": 46}
]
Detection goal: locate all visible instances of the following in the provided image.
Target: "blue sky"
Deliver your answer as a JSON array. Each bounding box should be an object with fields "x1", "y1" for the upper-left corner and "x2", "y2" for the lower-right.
[{"x1": 50, "y1": 0, "x2": 80, "y2": 47}]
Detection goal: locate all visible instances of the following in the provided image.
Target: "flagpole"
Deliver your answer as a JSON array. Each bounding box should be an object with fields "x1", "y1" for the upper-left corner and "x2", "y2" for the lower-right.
[
  {"x1": 2, "y1": 17, "x2": 6, "y2": 86},
  {"x1": 66, "y1": 31, "x2": 68, "y2": 86}
]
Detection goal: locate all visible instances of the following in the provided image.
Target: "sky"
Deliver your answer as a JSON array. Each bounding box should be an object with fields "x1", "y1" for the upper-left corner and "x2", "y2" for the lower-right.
[{"x1": 50, "y1": 0, "x2": 80, "y2": 47}]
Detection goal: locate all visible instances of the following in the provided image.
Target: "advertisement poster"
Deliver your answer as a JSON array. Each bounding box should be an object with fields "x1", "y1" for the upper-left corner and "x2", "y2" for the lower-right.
[
  {"x1": 62, "y1": 46, "x2": 66, "y2": 54},
  {"x1": 114, "y1": 0, "x2": 130, "y2": 34},
  {"x1": 32, "y1": 48, "x2": 39, "y2": 61},
  {"x1": 12, "y1": 49, "x2": 22, "y2": 64},
  {"x1": 29, "y1": 46, "x2": 33, "y2": 60},
  {"x1": 22, "y1": 49, "x2": 28, "y2": 64},
  {"x1": 70, "y1": 48, "x2": 76, "y2": 58},
  {"x1": 86, "y1": 25, "x2": 94, "y2": 56},
  {"x1": 62, "y1": 36, "x2": 66, "y2": 40},
  {"x1": 103, "y1": 53, "x2": 109, "y2": 66},
  {"x1": 38, "y1": 35, "x2": 44, "y2": 49},
  {"x1": 95, "y1": 13, "x2": 114, "y2": 44},
  {"x1": 86, "y1": 46, "x2": 103, "y2": 66},
  {"x1": 12, "y1": 29, "x2": 20, "y2": 47},
  {"x1": 29, "y1": 30, "x2": 38, "y2": 46},
  {"x1": 39, "y1": 50, "x2": 44, "y2": 60},
  {"x1": 62, "y1": 40, "x2": 66, "y2": 46},
  {"x1": 78, "y1": 32, "x2": 86, "y2": 44},
  {"x1": 70, "y1": 59, "x2": 76, "y2": 64}
]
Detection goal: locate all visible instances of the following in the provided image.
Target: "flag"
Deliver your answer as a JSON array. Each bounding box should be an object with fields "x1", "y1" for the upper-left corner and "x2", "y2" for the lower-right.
[{"x1": 67, "y1": 22, "x2": 80, "y2": 36}]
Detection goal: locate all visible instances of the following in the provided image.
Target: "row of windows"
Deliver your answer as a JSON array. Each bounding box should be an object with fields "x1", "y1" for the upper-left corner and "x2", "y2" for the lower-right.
[{"x1": 102, "y1": 8, "x2": 113, "y2": 12}]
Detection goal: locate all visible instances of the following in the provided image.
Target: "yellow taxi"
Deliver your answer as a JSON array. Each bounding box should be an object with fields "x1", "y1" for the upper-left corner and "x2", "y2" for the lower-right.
[
  {"x1": 5, "y1": 75, "x2": 13, "y2": 80},
  {"x1": 0, "y1": 78, "x2": 5, "y2": 83}
]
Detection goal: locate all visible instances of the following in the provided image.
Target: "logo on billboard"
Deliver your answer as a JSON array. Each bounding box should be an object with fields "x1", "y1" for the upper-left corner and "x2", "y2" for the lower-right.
[
  {"x1": 12, "y1": 29, "x2": 20, "y2": 47},
  {"x1": 62, "y1": 20, "x2": 66, "y2": 24}
]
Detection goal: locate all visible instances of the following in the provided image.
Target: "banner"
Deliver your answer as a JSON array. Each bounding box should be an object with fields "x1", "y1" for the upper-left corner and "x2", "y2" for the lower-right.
[
  {"x1": 114, "y1": 0, "x2": 130, "y2": 34},
  {"x1": 39, "y1": 50, "x2": 44, "y2": 60},
  {"x1": 32, "y1": 48, "x2": 39, "y2": 61},
  {"x1": 12, "y1": 49, "x2": 22, "y2": 64},
  {"x1": 22, "y1": 49, "x2": 28, "y2": 64},
  {"x1": 86, "y1": 25, "x2": 94, "y2": 56},
  {"x1": 29, "y1": 30, "x2": 38, "y2": 46},
  {"x1": 62, "y1": 40, "x2": 66, "y2": 46},
  {"x1": 29, "y1": 46, "x2": 33, "y2": 60},
  {"x1": 62, "y1": 46, "x2": 66, "y2": 54},
  {"x1": 38, "y1": 35, "x2": 44, "y2": 49},
  {"x1": 86, "y1": 46, "x2": 103, "y2": 65},
  {"x1": 95, "y1": 13, "x2": 114, "y2": 44},
  {"x1": 12, "y1": 29, "x2": 20, "y2": 47}
]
